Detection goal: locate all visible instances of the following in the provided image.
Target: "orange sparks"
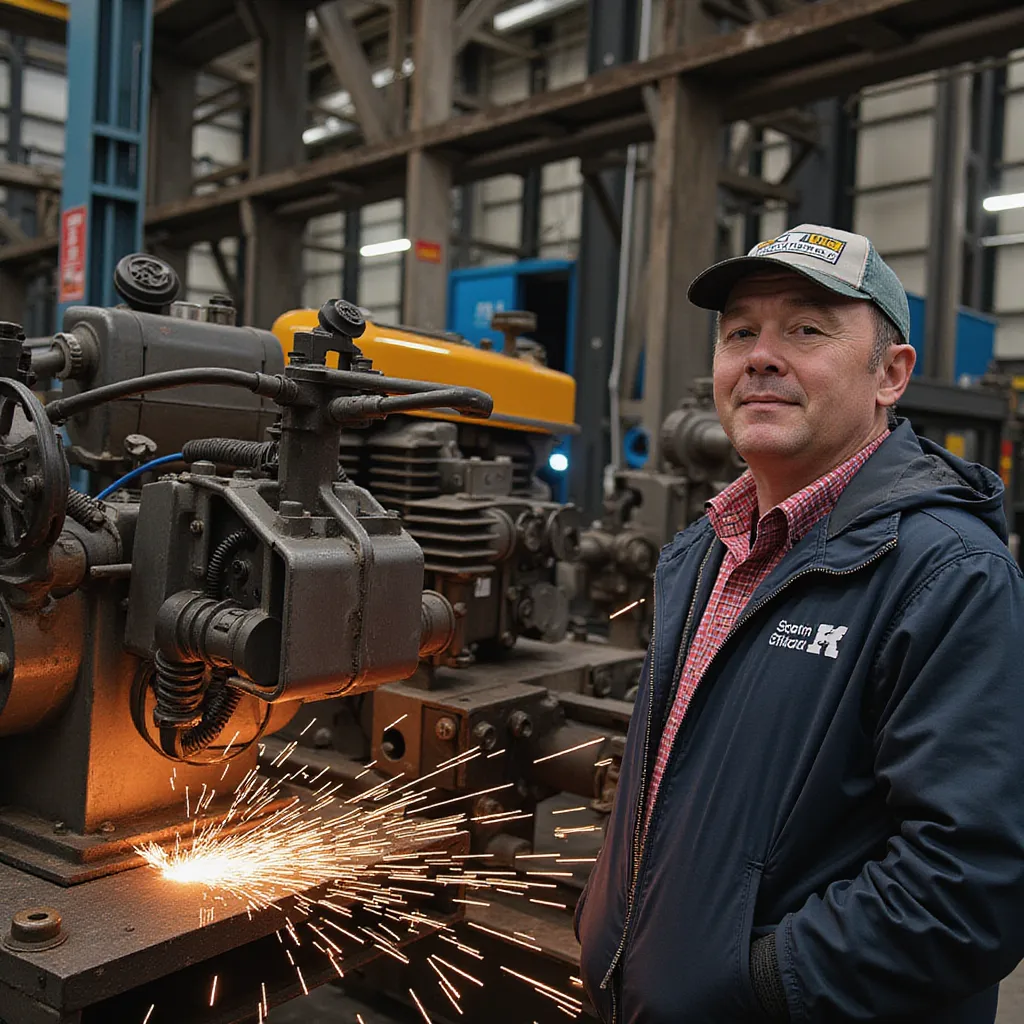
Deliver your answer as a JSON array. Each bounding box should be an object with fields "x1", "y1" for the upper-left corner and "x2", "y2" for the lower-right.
[
  {"x1": 209, "y1": 975, "x2": 218, "y2": 1007},
  {"x1": 533, "y1": 737, "x2": 606, "y2": 764},
  {"x1": 142, "y1": 1005, "x2": 155, "y2": 1024},
  {"x1": 409, "y1": 987, "x2": 432, "y2": 1024},
  {"x1": 610, "y1": 597, "x2": 645, "y2": 620}
]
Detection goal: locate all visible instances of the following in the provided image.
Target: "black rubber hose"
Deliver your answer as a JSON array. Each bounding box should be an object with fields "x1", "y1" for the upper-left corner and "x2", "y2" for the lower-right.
[
  {"x1": 45, "y1": 368, "x2": 297, "y2": 423},
  {"x1": 205, "y1": 528, "x2": 255, "y2": 600},
  {"x1": 178, "y1": 672, "x2": 244, "y2": 758},
  {"x1": 183, "y1": 438, "x2": 278, "y2": 474},
  {"x1": 65, "y1": 489, "x2": 106, "y2": 529}
]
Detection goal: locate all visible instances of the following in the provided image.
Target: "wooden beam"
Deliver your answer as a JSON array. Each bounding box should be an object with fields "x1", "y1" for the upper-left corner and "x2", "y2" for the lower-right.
[
  {"x1": 718, "y1": 166, "x2": 800, "y2": 204},
  {"x1": 0, "y1": 161, "x2": 60, "y2": 193},
  {"x1": 5, "y1": 0, "x2": 1024, "y2": 272},
  {"x1": 453, "y1": 0, "x2": 507, "y2": 54},
  {"x1": 315, "y1": 1, "x2": 392, "y2": 145}
]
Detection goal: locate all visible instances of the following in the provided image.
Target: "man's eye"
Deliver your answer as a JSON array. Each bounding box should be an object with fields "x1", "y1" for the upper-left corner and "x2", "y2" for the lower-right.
[
  {"x1": 796, "y1": 325, "x2": 823, "y2": 336},
  {"x1": 727, "y1": 328, "x2": 755, "y2": 341}
]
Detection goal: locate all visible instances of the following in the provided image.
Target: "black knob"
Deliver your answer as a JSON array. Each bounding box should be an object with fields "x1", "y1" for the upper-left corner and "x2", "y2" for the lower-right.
[
  {"x1": 318, "y1": 299, "x2": 365, "y2": 340},
  {"x1": 113, "y1": 254, "x2": 181, "y2": 313}
]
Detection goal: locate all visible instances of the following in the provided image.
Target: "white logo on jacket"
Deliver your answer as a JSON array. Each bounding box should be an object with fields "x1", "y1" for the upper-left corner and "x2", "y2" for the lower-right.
[{"x1": 769, "y1": 620, "x2": 848, "y2": 659}]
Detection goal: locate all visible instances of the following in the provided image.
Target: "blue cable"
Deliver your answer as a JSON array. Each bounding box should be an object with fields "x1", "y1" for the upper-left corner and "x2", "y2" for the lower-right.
[{"x1": 95, "y1": 452, "x2": 185, "y2": 501}]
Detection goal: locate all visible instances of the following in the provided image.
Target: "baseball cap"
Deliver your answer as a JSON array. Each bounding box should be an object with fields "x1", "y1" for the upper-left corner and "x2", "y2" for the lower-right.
[{"x1": 687, "y1": 224, "x2": 910, "y2": 342}]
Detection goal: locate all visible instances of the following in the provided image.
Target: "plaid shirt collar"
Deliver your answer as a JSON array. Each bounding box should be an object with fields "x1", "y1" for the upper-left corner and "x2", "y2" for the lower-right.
[{"x1": 707, "y1": 430, "x2": 890, "y2": 556}]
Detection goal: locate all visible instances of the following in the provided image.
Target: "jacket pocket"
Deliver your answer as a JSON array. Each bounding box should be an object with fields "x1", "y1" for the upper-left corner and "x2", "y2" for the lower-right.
[{"x1": 737, "y1": 861, "x2": 767, "y2": 1018}]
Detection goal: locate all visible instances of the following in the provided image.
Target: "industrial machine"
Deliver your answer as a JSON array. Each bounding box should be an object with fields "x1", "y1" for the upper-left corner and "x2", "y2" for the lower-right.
[
  {"x1": 273, "y1": 308, "x2": 583, "y2": 673},
  {"x1": 0, "y1": 262, "x2": 494, "y2": 1020},
  {"x1": 576, "y1": 380, "x2": 744, "y2": 649},
  {"x1": 0, "y1": 254, "x2": 639, "y2": 1021}
]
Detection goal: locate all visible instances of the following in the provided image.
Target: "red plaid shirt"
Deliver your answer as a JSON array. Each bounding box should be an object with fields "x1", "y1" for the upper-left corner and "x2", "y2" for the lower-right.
[{"x1": 645, "y1": 431, "x2": 890, "y2": 822}]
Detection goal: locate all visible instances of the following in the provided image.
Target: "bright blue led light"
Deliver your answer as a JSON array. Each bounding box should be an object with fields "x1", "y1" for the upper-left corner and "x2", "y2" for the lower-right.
[{"x1": 548, "y1": 452, "x2": 569, "y2": 473}]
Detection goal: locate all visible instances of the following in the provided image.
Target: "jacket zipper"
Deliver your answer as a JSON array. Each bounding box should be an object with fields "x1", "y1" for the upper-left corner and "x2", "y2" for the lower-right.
[
  {"x1": 599, "y1": 541, "x2": 715, "y2": 1003},
  {"x1": 598, "y1": 537, "x2": 897, "y2": 1015}
]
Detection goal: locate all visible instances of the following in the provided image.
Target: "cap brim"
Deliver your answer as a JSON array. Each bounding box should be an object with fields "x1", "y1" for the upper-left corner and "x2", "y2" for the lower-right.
[{"x1": 687, "y1": 255, "x2": 869, "y2": 311}]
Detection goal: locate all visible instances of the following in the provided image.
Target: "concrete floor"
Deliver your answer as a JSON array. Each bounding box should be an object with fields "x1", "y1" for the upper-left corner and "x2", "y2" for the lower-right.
[{"x1": 998, "y1": 961, "x2": 1024, "y2": 1023}]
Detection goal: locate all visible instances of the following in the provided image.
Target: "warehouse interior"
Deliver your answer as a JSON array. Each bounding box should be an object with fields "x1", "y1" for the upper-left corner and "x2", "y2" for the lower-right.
[{"x1": 0, "y1": 0, "x2": 1022, "y2": 1022}]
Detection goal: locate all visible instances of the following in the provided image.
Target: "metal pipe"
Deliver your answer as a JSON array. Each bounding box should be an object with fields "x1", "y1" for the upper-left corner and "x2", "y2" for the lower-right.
[
  {"x1": 608, "y1": 0, "x2": 652, "y2": 475},
  {"x1": 30, "y1": 346, "x2": 65, "y2": 378}
]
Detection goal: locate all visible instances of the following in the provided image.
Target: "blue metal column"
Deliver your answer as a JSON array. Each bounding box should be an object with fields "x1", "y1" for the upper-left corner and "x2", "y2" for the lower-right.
[{"x1": 57, "y1": 0, "x2": 153, "y2": 325}]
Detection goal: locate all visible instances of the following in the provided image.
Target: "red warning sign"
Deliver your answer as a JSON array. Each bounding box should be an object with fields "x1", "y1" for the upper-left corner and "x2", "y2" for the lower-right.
[
  {"x1": 59, "y1": 204, "x2": 87, "y2": 304},
  {"x1": 414, "y1": 239, "x2": 443, "y2": 264}
]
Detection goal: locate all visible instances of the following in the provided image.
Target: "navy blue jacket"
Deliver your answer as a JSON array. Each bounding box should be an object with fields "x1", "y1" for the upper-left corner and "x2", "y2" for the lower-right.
[{"x1": 576, "y1": 422, "x2": 1024, "y2": 1023}]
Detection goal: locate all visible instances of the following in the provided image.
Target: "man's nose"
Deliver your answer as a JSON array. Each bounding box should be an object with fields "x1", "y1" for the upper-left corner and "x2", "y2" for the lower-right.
[{"x1": 745, "y1": 328, "x2": 786, "y2": 375}]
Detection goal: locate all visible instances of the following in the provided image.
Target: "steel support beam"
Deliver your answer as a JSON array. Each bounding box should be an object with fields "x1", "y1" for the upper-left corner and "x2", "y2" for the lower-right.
[
  {"x1": 148, "y1": 54, "x2": 196, "y2": 284},
  {"x1": 571, "y1": 0, "x2": 636, "y2": 521},
  {"x1": 402, "y1": 0, "x2": 454, "y2": 331},
  {"x1": 520, "y1": 27, "x2": 550, "y2": 260},
  {"x1": 5, "y1": 34, "x2": 34, "y2": 237},
  {"x1": 315, "y1": 1, "x2": 391, "y2": 146},
  {"x1": 0, "y1": 267, "x2": 27, "y2": 322},
  {"x1": 965, "y1": 66, "x2": 1004, "y2": 312},
  {"x1": 243, "y1": 0, "x2": 308, "y2": 328},
  {"x1": 924, "y1": 67, "x2": 971, "y2": 381},
  {"x1": 58, "y1": 0, "x2": 154, "y2": 325},
  {"x1": 787, "y1": 99, "x2": 857, "y2": 229},
  {"x1": 343, "y1": 208, "x2": 360, "y2": 302},
  {"x1": 641, "y1": 0, "x2": 720, "y2": 449},
  {"x1": 387, "y1": 0, "x2": 410, "y2": 134}
]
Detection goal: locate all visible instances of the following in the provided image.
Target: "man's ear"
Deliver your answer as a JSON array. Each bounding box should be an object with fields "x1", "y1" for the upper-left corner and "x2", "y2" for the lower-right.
[{"x1": 877, "y1": 344, "x2": 916, "y2": 410}]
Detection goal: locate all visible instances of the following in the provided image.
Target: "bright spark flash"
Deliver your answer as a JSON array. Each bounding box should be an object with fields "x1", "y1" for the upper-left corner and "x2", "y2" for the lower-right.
[
  {"x1": 609, "y1": 597, "x2": 645, "y2": 620},
  {"x1": 133, "y1": 732, "x2": 607, "y2": 1019}
]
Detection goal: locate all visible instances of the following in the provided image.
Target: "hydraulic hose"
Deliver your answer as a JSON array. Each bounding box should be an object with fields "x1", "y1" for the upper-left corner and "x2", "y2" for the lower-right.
[{"x1": 45, "y1": 368, "x2": 298, "y2": 423}]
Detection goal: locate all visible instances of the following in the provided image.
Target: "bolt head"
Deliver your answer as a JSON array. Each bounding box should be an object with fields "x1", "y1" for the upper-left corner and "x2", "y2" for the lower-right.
[
  {"x1": 435, "y1": 717, "x2": 458, "y2": 742},
  {"x1": 98, "y1": 821, "x2": 115, "y2": 834},
  {"x1": 52, "y1": 821, "x2": 67, "y2": 835},
  {"x1": 0, "y1": 653, "x2": 11, "y2": 678},
  {"x1": 189, "y1": 520, "x2": 204, "y2": 536},
  {"x1": 472, "y1": 721, "x2": 498, "y2": 751},
  {"x1": 9, "y1": 908, "x2": 62, "y2": 945}
]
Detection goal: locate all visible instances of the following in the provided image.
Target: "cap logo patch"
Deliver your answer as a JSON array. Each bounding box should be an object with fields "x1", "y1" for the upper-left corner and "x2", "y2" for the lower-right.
[{"x1": 753, "y1": 231, "x2": 847, "y2": 265}]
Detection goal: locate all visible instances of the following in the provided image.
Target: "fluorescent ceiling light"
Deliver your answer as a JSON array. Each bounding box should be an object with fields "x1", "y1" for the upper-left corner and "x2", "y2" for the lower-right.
[
  {"x1": 983, "y1": 192, "x2": 1024, "y2": 213},
  {"x1": 360, "y1": 238, "x2": 412, "y2": 258},
  {"x1": 494, "y1": 0, "x2": 583, "y2": 33},
  {"x1": 303, "y1": 117, "x2": 353, "y2": 146}
]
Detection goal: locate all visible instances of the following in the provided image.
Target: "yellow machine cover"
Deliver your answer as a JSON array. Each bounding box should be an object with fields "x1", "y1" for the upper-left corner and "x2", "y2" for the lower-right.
[{"x1": 272, "y1": 310, "x2": 577, "y2": 436}]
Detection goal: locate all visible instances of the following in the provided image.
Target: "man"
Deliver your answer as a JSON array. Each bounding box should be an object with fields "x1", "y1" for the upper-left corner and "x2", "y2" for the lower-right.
[{"x1": 576, "y1": 224, "x2": 1024, "y2": 1023}]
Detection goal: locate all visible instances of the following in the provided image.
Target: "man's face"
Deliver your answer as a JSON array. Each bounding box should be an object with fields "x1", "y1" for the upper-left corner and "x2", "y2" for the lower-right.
[{"x1": 713, "y1": 272, "x2": 901, "y2": 473}]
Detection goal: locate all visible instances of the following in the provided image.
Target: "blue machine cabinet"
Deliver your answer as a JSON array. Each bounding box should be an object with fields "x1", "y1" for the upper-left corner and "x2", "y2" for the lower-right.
[
  {"x1": 58, "y1": 0, "x2": 153, "y2": 325},
  {"x1": 448, "y1": 260, "x2": 578, "y2": 501},
  {"x1": 905, "y1": 292, "x2": 996, "y2": 384},
  {"x1": 448, "y1": 260, "x2": 578, "y2": 370}
]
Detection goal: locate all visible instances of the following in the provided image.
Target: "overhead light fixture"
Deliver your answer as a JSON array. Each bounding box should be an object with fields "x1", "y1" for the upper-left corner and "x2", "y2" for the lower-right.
[
  {"x1": 493, "y1": 0, "x2": 583, "y2": 33},
  {"x1": 983, "y1": 192, "x2": 1024, "y2": 213},
  {"x1": 360, "y1": 238, "x2": 412, "y2": 258}
]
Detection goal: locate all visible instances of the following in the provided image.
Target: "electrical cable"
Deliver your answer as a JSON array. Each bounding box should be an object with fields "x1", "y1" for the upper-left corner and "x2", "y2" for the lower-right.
[{"x1": 96, "y1": 452, "x2": 184, "y2": 501}]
